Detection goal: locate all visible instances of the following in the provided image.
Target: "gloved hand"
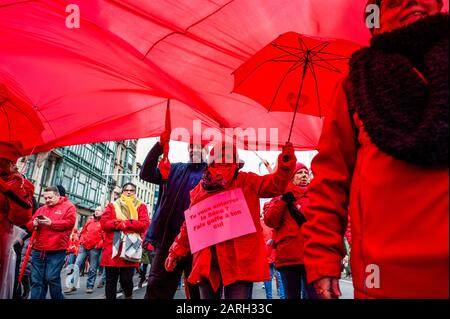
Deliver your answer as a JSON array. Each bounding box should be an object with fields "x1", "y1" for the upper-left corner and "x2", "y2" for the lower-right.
[
  {"x1": 281, "y1": 191, "x2": 296, "y2": 203},
  {"x1": 280, "y1": 142, "x2": 295, "y2": 164},
  {"x1": 165, "y1": 252, "x2": 179, "y2": 272},
  {"x1": 277, "y1": 142, "x2": 297, "y2": 172},
  {"x1": 159, "y1": 130, "x2": 170, "y2": 147}
]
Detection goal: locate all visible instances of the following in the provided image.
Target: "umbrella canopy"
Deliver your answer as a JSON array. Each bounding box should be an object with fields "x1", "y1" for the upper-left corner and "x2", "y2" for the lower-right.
[
  {"x1": 233, "y1": 32, "x2": 361, "y2": 118},
  {"x1": 1, "y1": 0, "x2": 446, "y2": 152},
  {"x1": 233, "y1": 32, "x2": 361, "y2": 141},
  {"x1": 0, "y1": 73, "x2": 44, "y2": 151}
]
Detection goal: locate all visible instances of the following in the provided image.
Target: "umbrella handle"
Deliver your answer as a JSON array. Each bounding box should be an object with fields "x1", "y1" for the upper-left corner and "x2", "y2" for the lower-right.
[{"x1": 18, "y1": 230, "x2": 37, "y2": 283}]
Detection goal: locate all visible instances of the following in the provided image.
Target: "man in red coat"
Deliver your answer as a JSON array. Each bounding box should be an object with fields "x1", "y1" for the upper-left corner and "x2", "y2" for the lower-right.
[
  {"x1": 164, "y1": 142, "x2": 296, "y2": 299},
  {"x1": 302, "y1": 0, "x2": 448, "y2": 299},
  {"x1": 27, "y1": 186, "x2": 76, "y2": 299},
  {"x1": 0, "y1": 141, "x2": 34, "y2": 299},
  {"x1": 100, "y1": 182, "x2": 149, "y2": 299}
]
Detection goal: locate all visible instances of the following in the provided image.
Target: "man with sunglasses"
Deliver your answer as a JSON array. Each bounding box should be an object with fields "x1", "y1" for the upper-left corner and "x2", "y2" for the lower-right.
[{"x1": 302, "y1": 0, "x2": 448, "y2": 298}]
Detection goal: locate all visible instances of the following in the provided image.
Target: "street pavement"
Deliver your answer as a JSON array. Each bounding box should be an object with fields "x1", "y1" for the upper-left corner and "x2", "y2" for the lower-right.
[{"x1": 60, "y1": 270, "x2": 354, "y2": 300}]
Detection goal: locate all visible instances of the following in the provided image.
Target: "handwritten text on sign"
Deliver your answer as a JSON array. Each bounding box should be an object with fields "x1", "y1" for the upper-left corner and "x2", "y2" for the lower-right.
[{"x1": 184, "y1": 188, "x2": 256, "y2": 254}]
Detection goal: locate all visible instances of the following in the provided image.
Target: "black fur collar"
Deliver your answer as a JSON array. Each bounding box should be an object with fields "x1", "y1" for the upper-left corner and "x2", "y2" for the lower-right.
[{"x1": 348, "y1": 14, "x2": 449, "y2": 167}]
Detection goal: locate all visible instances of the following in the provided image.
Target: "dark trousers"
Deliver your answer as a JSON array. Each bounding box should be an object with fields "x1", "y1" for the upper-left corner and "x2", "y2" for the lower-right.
[
  {"x1": 199, "y1": 279, "x2": 253, "y2": 299},
  {"x1": 105, "y1": 267, "x2": 134, "y2": 299},
  {"x1": 277, "y1": 264, "x2": 317, "y2": 299},
  {"x1": 144, "y1": 247, "x2": 199, "y2": 299}
]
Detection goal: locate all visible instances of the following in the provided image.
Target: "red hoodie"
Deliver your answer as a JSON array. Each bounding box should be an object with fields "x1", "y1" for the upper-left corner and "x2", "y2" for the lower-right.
[
  {"x1": 80, "y1": 217, "x2": 103, "y2": 250},
  {"x1": 27, "y1": 196, "x2": 76, "y2": 251}
]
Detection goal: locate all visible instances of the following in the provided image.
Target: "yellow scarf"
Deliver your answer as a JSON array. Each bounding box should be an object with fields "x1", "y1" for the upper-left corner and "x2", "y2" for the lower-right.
[{"x1": 113, "y1": 194, "x2": 141, "y2": 221}]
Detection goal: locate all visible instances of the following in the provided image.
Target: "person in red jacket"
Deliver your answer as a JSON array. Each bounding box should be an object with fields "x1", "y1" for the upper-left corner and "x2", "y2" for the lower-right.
[
  {"x1": 0, "y1": 141, "x2": 34, "y2": 299},
  {"x1": 164, "y1": 142, "x2": 296, "y2": 299},
  {"x1": 264, "y1": 162, "x2": 317, "y2": 299},
  {"x1": 302, "y1": 0, "x2": 448, "y2": 299},
  {"x1": 66, "y1": 228, "x2": 80, "y2": 267},
  {"x1": 100, "y1": 182, "x2": 150, "y2": 299},
  {"x1": 65, "y1": 206, "x2": 104, "y2": 294},
  {"x1": 27, "y1": 186, "x2": 76, "y2": 299}
]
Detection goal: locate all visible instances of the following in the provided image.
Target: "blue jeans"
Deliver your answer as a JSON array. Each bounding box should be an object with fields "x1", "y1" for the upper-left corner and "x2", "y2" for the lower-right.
[
  {"x1": 263, "y1": 263, "x2": 286, "y2": 299},
  {"x1": 263, "y1": 263, "x2": 275, "y2": 299},
  {"x1": 73, "y1": 245, "x2": 101, "y2": 289},
  {"x1": 30, "y1": 250, "x2": 66, "y2": 299},
  {"x1": 275, "y1": 269, "x2": 286, "y2": 299}
]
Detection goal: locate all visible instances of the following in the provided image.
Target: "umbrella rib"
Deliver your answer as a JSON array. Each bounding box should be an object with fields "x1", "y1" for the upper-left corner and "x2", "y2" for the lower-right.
[
  {"x1": 235, "y1": 55, "x2": 304, "y2": 87},
  {"x1": 308, "y1": 41, "x2": 331, "y2": 55},
  {"x1": 272, "y1": 43, "x2": 306, "y2": 59},
  {"x1": 307, "y1": 62, "x2": 323, "y2": 117},
  {"x1": 311, "y1": 56, "x2": 344, "y2": 73},
  {"x1": 312, "y1": 51, "x2": 351, "y2": 59},
  {"x1": 267, "y1": 61, "x2": 304, "y2": 112}
]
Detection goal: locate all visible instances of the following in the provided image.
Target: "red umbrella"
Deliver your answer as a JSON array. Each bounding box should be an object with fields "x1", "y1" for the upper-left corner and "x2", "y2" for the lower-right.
[
  {"x1": 158, "y1": 99, "x2": 171, "y2": 182},
  {"x1": 0, "y1": 73, "x2": 44, "y2": 150},
  {"x1": 18, "y1": 229, "x2": 37, "y2": 284},
  {"x1": 233, "y1": 32, "x2": 360, "y2": 142}
]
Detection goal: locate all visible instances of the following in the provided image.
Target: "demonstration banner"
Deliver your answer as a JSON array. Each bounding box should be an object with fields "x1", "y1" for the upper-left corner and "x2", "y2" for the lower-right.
[{"x1": 184, "y1": 188, "x2": 256, "y2": 254}]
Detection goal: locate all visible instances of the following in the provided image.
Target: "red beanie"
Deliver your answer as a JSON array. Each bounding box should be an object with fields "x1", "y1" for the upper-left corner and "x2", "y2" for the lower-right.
[
  {"x1": 0, "y1": 141, "x2": 24, "y2": 162},
  {"x1": 292, "y1": 162, "x2": 308, "y2": 178}
]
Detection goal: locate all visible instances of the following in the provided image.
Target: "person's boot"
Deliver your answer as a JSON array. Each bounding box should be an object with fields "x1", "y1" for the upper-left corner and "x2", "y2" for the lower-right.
[
  {"x1": 124, "y1": 295, "x2": 133, "y2": 299},
  {"x1": 64, "y1": 287, "x2": 77, "y2": 294}
]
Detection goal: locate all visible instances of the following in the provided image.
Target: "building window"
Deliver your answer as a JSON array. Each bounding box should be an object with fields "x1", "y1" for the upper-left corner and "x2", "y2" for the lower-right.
[
  {"x1": 88, "y1": 180, "x2": 98, "y2": 202},
  {"x1": 76, "y1": 173, "x2": 87, "y2": 197}
]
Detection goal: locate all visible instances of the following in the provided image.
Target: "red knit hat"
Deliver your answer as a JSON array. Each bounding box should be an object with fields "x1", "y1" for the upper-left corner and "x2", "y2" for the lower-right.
[
  {"x1": 0, "y1": 141, "x2": 24, "y2": 162},
  {"x1": 292, "y1": 162, "x2": 309, "y2": 178}
]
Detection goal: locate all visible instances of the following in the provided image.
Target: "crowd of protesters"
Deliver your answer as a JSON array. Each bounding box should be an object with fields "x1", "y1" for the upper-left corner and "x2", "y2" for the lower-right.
[{"x1": 0, "y1": 0, "x2": 448, "y2": 300}]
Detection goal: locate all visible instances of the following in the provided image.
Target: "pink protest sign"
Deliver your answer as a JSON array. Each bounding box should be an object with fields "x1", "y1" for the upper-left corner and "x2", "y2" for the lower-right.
[{"x1": 184, "y1": 188, "x2": 256, "y2": 254}]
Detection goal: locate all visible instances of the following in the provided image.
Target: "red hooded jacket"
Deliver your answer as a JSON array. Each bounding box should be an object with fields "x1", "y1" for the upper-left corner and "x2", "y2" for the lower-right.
[
  {"x1": 80, "y1": 217, "x2": 103, "y2": 250},
  {"x1": 27, "y1": 196, "x2": 77, "y2": 251},
  {"x1": 265, "y1": 182, "x2": 309, "y2": 268},
  {"x1": 302, "y1": 81, "x2": 449, "y2": 298},
  {"x1": 169, "y1": 153, "x2": 295, "y2": 292},
  {"x1": 67, "y1": 231, "x2": 80, "y2": 255}
]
